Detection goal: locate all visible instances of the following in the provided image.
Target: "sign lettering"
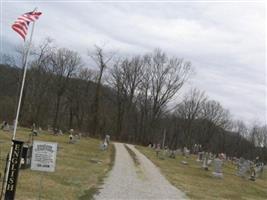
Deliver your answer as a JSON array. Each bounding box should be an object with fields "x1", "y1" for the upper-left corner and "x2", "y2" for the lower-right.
[{"x1": 4, "y1": 140, "x2": 24, "y2": 200}]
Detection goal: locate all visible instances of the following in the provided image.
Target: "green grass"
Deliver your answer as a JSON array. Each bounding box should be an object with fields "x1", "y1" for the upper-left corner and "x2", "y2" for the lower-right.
[
  {"x1": 0, "y1": 128, "x2": 114, "y2": 200},
  {"x1": 137, "y1": 146, "x2": 267, "y2": 200}
]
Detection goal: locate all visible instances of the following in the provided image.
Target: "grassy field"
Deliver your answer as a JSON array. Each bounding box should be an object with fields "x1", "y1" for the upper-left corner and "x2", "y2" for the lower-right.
[
  {"x1": 0, "y1": 128, "x2": 114, "y2": 200},
  {"x1": 137, "y1": 146, "x2": 267, "y2": 200}
]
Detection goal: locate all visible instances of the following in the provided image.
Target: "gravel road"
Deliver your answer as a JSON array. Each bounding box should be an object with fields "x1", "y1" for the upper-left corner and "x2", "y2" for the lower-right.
[{"x1": 94, "y1": 143, "x2": 186, "y2": 200}]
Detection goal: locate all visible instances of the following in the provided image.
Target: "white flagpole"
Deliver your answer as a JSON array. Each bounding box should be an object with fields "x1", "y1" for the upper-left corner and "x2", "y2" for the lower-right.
[
  {"x1": 2, "y1": 9, "x2": 37, "y2": 199},
  {"x1": 12, "y1": 21, "x2": 35, "y2": 140}
]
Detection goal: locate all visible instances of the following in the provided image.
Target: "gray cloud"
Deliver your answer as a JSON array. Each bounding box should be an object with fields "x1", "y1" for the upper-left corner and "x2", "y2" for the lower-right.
[{"x1": 1, "y1": 1, "x2": 265, "y2": 124}]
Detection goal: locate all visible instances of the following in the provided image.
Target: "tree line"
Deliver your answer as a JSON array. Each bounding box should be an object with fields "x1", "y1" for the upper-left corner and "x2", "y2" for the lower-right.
[{"x1": 0, "y1": 38, "x2": 266, "y2": 162}]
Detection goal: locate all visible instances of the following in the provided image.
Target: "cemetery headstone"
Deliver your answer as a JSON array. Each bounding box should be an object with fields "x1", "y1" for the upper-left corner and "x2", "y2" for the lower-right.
[
  {"x1": 193, "y1": 144, "x2": 197, "y2": 154},
  {"x1": 255, "y1": 163, "x2": 264, "y2": 178},
  {"x1": 175, "y1": 149, "x2": 182, "y2": 156},
  {"x1": 100, "y1": 142, "x2": 106, "y2": 150},
  {"x1": 202, "y1": 152, "x2": 209, "y2": 170},
  {"x1": 212, "y1": 158, "x2": 223, "y2": 178},
  {"x1": 47, "y1": 125, "x2": 52, "y2": 132},
  {"x1": 237, "y1": 157, "x2": 244, "y2": 169},
  {"x1": 237, "y1": 160, "x2": 250, "y2": 177},
  {"x1": 197, "y1": 152, "x2": 204, "y2": 162},
  {"x1": 32, "y1": 124, "x2": 38, "y2": 136},
  {"x1": 100, "y1": 137, "x2": 108, "y2": 150},
  {"x1": 183, "y1": 147, "x2": 190, "y2": 158},
  {"x1": 155, "y1": 144, "x2": 161, "y2": 158},
  {"x1": 105, "y1": 134, "x2": 110, "y2": 145},
  {"x1": 163, "y1": 148, "x2": 168, "y2": 157},
  {"x1": 3, "y1": 122, "x2": 10, "y2": 131}
]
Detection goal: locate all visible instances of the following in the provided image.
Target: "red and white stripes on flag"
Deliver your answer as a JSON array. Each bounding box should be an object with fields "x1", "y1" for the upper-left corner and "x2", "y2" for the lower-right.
[{"x1": 12, "y1": 11, "x2": 42, "y2": 40}]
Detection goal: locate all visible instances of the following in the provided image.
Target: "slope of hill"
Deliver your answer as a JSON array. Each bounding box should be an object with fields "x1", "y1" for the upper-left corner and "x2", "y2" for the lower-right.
[
  {"x1": 137, "y1": 146, "x2": 267, "y2": 200},
  {"x1": 0, "y1": 128, "x2": 114, "y2": 200}
]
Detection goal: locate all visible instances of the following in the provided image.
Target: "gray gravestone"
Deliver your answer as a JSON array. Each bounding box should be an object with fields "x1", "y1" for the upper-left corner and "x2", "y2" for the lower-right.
[
  {"x1": 236, "y1": 158, "x2": 243, "y2": 170},
  {"x1": 237, "y1": 160, "x2": 250, "y2": 177},
  {"x1": 202, "y1": 152, "x2": 209, "y2": 170},
  {"x1": 3, "y1": 123, "x2": 10, "y2": 131},
  {"x1": 183, "y1": 147, "x2": 190, "y2": 158},
  {"x1": 100, "y1": 142, "x2": 107, "y2": 150},
  {"x1": 155, "y1": 144, "x2": 161, "y2": 158},
  {"x1": 255, "y1": 163, "x2": 264, "y2": 178},
  {"x1": 105, "y1": 135, "x2": 110, "y2": 145},
  {"x1": 175, "y1": 149, "x2": 182, "y2": 155},
  {"x1": 197, "y1": 152, "x2": 204, "y2": 162},
  {"x1": 212, "y1": 158, "x2": 223, "y2": 178}
]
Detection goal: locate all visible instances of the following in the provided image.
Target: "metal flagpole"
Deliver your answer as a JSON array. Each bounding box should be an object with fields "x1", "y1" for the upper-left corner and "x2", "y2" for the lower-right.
[
  {"x1": 12, "y1": 21, "x2": 35, "y2": 140},
  {"x1": 2, "y1": 9, "x2": 37, "y2": 199}
]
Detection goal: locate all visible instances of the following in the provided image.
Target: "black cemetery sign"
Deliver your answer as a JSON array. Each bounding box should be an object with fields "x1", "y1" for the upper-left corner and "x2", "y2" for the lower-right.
[{"x1": 4, "y1": 140, "x2": 24, "y2": 200}]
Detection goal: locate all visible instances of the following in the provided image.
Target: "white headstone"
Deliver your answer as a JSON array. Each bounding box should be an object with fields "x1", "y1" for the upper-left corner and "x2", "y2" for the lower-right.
[{"x1": 31, "y1": 141, "x2": 58, "y2": 172}]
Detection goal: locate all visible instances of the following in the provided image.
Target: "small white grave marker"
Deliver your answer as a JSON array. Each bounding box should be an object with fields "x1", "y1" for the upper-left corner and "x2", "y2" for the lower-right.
[{"x1": 31, "y1": 141, "x2": 58, "y2": 172}]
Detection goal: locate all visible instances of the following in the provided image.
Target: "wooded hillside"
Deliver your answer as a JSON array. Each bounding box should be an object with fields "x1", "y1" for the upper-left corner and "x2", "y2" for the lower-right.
[{"x1": 1, "y1": 39, "x2": 266, "y2": 162}]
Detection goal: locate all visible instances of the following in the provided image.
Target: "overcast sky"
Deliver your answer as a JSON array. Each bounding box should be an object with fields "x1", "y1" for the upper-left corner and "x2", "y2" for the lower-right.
[{"x1": 0, "y1": 1, "x2": 266, "y2": 125}]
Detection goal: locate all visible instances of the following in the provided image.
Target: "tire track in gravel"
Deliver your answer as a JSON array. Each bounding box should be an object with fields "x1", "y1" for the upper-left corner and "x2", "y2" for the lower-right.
[{"x1": 94, "y1": 143, "x2": 186, "y2": 200}]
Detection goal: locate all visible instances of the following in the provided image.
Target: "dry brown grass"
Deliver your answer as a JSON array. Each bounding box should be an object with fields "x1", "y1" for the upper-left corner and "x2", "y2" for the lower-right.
[
  {"x1": 0, "y1": 128, "x2": 114, "y2": 200},
  {"x1": 137, "y1": 146, "x2": 267, "y2": 200}
]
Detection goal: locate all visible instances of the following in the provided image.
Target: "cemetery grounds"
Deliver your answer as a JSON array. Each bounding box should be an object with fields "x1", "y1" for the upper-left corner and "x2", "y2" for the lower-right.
[
  {"x1": 0, "y1": 128, "x2": 114, "y2": 200},
  {"x1": 137, "y1": 146, "x2": 267, "y2": 200}
]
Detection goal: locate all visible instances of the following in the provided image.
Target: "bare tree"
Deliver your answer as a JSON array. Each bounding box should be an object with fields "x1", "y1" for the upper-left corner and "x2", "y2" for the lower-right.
[
  {"x1": 110, "y1": 56, "x2": 143, "y2": 140},
  {"x1": 89, "y1": 45, "x2": 113, "y2": 136},
  {"x1": 136, "y1": 59, "x2": 152, "y2": 142},
  {"x1": 24, "y1": 38, "x2": 55, "y2": 125},
  {"x1": 201, "y1": 100, "x2": 232, "y2": 130},
  {"x1": 261, "y1": 125, "x2": 267, "y2": 147},
  {"x1": 144, "y1": 49, "x2": 192, "y2": 141},
  {"x1": 51, "y1": 48, "x2": 81, "y2": 129},
  {"x1": 232, "y1": 120, "x2": 249, "y2": 138},
  {"x1": 70, "y1": 68, "x2": 95, "y2": 131},
  {"x1": 174, "y1": 88, "x2": 207, "y2": 147},
  {"x1": 110, "y1": 60, "x2": 127, "y2": 139},
  {"x1": 248, "y1": 122, "x2": 267, "y2": 147},
  {"x1": 1, "y1": 54, "x2": 16, "y2": 67},
  {"x1": 200, "y1": 100, "x2": 232, "y2": 151},
  {"x1": 148, "y1": 50, "x2": 192, "y2": 121}
]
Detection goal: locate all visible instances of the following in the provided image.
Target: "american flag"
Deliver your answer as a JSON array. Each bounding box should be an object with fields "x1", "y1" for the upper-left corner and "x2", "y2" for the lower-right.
[{"x1": 12, "y1": 11, "x2": 42, "y2": 40}]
